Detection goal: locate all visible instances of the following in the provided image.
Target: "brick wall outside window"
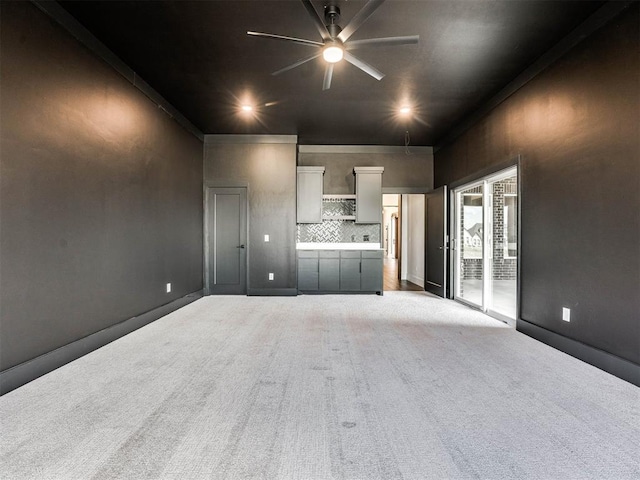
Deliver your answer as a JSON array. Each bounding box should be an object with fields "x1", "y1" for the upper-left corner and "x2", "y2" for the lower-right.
[{"x1": 460, "y1": 178, "x2": 517, "y2": 282}]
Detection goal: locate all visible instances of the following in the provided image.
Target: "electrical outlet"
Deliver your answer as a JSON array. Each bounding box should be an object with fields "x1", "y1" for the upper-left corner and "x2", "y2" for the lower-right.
[
  {"x1": 166, "y1": 283, "x2": 172, "y2": 293},
  {"x1": 562, "y1": 307, "x2": 570, "y2": 322},
  {"x1": 268, "y1": 273, "x2": 274, "y2": 281},
  {"x1": 264, "y1": 234, "x2": 270, "y2": 242}
]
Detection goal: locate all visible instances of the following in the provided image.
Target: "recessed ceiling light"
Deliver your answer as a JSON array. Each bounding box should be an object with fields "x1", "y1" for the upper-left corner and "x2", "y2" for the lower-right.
[
  {"x1": 399, "y1": 106, "x2": 412, "y2": 115},
  {"x1": 241, "y1": 105, "x2": 253, "y2": 112}
]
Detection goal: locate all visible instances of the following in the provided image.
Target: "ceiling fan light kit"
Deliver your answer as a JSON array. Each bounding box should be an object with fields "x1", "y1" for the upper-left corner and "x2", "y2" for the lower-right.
[
  {"x1": 248, "y1": 0, "x2": 418, "y2": 91},
  {"x1": 323, "y1": 44, "x2": 344, "y2": 63}
]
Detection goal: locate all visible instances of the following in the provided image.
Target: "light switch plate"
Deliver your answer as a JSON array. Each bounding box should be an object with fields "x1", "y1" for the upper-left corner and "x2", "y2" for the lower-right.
[
  {"x1": 166, "y1": 283, "x2": 172, "y2": 293},
  {"x1": 268, "y1": 273, "x2": 274, "y2": 280},
  {"x1": 264, "y1": 234, "x2": 270, "y2": 242},
  {"x1": 562, "y1": 307, "x2": 570, "y2": 322}
]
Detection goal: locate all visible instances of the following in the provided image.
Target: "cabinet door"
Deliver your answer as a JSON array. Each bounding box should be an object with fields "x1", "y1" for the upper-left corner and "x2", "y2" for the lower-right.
[
  {"x1": 355, "y1": 168, "x2": 383, "y2": 224},
  {"x1": 361, "y1": 251, "x2": 383, "y2": 293},
  {"x1": 340, "y1": 252, "x2": 361, "y2": 291},
  {"x1": 298, "y1": 252, "x2": 319, "y2": 291},
  {"x1": 319, "y1": 258, "x2": 340, "y2": 291},
  {"x1": 297, "y1": 167, "x2": 324, "y2": 223}
]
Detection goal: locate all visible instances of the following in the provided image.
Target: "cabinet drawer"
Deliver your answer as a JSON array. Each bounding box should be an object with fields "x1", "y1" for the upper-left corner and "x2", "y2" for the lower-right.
[
  {"x1": 298, "y1": 250, "x2": 319, "y2": 259},
  {"x1": 340, "y1": 251, "x2": 361, "y2": 259},
  {"x1": 361, "y1": 250, "x2": 383, "y2": 259},
  {"x1": 319, "y1": 250, "x2": 340, "y2": 258}
]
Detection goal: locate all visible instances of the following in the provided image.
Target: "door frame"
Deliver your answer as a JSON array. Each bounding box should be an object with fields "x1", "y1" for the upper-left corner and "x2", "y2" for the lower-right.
[
  {"x1": 204, "y1": 184, "x2": 249, "y2": 295},
  {"x1": 382, "y1": 188, "x2": 428, "y2": 283},
  {"x1": 383, "y1": 188, "x2": 430, "y2": 285}
]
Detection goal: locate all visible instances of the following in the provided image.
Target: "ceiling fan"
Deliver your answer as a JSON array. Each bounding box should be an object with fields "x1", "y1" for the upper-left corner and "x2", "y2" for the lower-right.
[{"x1": 247, "y1": 0, "x2": 419, "y2": 90}]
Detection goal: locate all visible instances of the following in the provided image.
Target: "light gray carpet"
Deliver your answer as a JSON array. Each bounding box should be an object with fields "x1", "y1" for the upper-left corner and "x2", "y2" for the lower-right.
[{"x1": 1, "y1": 293, "x2": 638, "y2": 480}]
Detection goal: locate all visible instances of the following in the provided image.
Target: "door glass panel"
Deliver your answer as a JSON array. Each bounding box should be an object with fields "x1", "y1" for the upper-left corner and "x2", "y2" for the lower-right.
[
  {"x1": 457, "y1": 185, "x2": 483, "y2": 306},
  {"x1": 489, "y1": 175, "x2": 517, "y2": 318}
]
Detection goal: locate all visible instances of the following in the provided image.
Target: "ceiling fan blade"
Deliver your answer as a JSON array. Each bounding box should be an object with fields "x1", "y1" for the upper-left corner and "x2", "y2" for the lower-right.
[
  {"x1": 322, "y1": 64, "x2": 334, "y2": 91},
  {"x1": 343, "y1": 51, "x2": 385, "y2": 81},
  {"x1": 300, "y1": 0, "x2": 331, "y2": 41},
  {"x1": 338, "y1": 0, "x2": 386, "y2": 43},
  {"x1": 346, "y1": 35, "x2": 419, "y2": 49},
  {"x1": 272, "y1": 52, "x2": 322, "y2": 76},
  {"x1": 247, "y1": 31, "x2": 323, "y2": 47}
]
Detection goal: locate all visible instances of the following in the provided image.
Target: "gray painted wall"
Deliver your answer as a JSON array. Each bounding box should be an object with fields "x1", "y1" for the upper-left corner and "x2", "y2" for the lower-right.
[
  {"x1": 204, "y1": 138, "x2": 297, "y2": 293},
  {"x1": 298, "y1": 146, "x2": 433, "y2": 194},
  {"x1": 0, "y1": 2, "x2": 204, "y2": 371},
  {"x1": 435, "y1": 4, "x2": 639, "y2": 366}
]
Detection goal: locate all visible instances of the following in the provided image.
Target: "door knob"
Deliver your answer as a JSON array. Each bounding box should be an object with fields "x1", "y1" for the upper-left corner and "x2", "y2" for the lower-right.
[{"x1": 237, "y1": 244, "x2": 245, "y2": 249}]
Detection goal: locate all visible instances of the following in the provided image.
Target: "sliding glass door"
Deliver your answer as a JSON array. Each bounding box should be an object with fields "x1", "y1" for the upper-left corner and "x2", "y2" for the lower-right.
[
  {"x1": 455, "y1": 183, "x2": 484, "y2": 307},
  {"x1": 453, "y1": 167, "x2": 518, "y2": 322}
]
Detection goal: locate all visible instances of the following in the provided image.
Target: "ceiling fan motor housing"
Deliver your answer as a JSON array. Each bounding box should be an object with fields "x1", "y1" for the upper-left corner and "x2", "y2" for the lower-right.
[{"x1": 324, "y1": 5, "x2": 342, "y2": 38}]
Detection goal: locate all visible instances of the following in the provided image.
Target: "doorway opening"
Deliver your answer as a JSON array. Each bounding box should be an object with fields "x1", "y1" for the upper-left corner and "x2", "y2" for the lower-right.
[
  {"x1": 383, "y1": 193, "x2": 424, "y2": 292},
  {"x1": 452, "y1": 167, "x2": 518, "y2": 323}
]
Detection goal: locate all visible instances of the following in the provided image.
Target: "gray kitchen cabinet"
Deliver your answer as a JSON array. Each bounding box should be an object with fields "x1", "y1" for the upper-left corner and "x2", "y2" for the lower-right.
[
  {"x1": 354, "y1": 166, "x2": 384, "y2": 224},
  {"x1": 298, "y1": 249, "x2": 383, "y2": 294},
  {"x1": 340, "y1": 251, "x2": 361, "y2": 291},
  {"x1": 319, "y1": 250, "x2": 340, "y2": 291},
  {"x1": 297, "y1": 251, "x2": 319, "y2": 291},
  {"x1": 361, "y1": 250, "x2": 384, "y2": 293},
  {"x1": 297, "y1": 166, "x2": 325, "y2": 223}
]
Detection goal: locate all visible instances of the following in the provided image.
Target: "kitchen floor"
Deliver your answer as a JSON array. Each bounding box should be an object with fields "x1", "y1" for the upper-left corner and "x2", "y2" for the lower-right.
[{"x1": 383, "y1": 257, "x2": 423, "y2": 292}]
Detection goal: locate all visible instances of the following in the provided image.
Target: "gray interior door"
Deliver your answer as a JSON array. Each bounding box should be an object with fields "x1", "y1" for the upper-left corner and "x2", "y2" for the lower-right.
[
  {"x1": 425, "y1": 186, "x2": 447, "y2": 297},
  {"x1": 208, "y1": 187, "x2": 247, "y2": 295}
]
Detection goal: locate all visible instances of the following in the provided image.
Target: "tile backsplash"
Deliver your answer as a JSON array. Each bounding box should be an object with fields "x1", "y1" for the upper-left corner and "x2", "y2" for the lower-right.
[
  {"x1": 297, "y1": 197, "x2": 380, "y2": 244},
  {"x1": 322, "y1": 197, "x2": 356, "y2": 217},
  {"x1": 297, "y1": 221, "x2": 380, "y2": 244}
]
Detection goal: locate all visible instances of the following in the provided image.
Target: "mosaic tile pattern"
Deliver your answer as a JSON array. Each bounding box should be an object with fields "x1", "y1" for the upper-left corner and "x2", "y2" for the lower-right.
[
  {"x1": 297, "y1": 221, "x2": 380, "y2": 244},
  {"x1": 322, "y1": 198, "x2": 356, "y2": 217}
]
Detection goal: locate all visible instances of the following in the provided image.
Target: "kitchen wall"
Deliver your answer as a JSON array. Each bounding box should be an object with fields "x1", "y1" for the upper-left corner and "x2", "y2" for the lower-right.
[
  {"x1": 0, "y1": 2, "x2": 204, "y2": 373},
  {"x1": 298, "y1": 146, "x2": 433, "y2": 194},
  {"x1": 203, "y1": 136, "x2": 297, "y2": 295},
  {"x1": 434, "y1": 4, "x2": 639, "y2": 377}
]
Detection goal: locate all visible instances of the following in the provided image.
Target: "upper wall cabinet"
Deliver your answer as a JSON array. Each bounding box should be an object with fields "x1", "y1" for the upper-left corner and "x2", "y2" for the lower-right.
[
  {"x1": 354, "y1": 167, "x2": 384, "y2": 224},
  {"x1": 297, "y1": 166, "x2": 325, "y2": 223}
]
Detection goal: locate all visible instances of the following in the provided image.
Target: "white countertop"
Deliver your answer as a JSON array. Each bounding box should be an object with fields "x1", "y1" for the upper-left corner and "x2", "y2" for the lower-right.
[{"x1": 296, "y1": 242, "x2": 382, "y2": 250}]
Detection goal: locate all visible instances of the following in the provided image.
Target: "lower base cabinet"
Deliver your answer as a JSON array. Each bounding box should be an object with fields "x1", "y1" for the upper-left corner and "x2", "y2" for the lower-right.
[
  {"x1": 340, "y1": 251, "x2": 361, "y2": 291},
  {"x1": 361, "y1": 251, "x2": 384, "y2": 292},
  {"x1": 297, "y1": 249, "x2": 383, "y2": 294},
  {"x1": 298, "y1": 251, "x2": 319, "y2": 291},
  {"x1": 319, "y1": 251, "x2": 340, "y2": 291}
]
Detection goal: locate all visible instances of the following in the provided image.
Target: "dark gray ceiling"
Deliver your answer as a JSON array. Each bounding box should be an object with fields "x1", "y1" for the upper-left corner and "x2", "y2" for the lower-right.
[{"x1": 59, "y1": 0, "x2": 604, "y2": 146}]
